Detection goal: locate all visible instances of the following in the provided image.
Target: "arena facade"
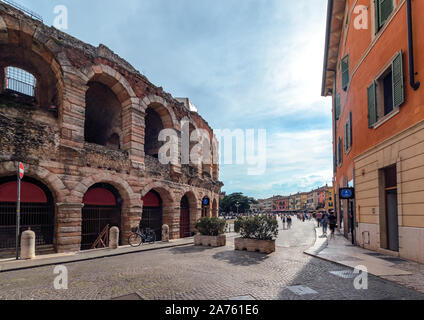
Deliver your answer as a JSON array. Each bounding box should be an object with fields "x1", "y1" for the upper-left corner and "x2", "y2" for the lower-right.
[{"x1": 0, "y1": 2, "x2": 222, "y2": 255}]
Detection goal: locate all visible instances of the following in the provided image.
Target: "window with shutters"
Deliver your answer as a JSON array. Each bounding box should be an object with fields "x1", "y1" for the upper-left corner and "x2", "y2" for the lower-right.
[
  {"x1": 341, "y1": 55, "x2": 350, "y2": 91},
  {"x1": 337, "y1": 137, "x2": 343, "y2": 167},
  {"x1": 375, "y1": 0, "x2": 394, "y2": 33},
  {"x1": 335, "y1": 93, "x2": 341, "y2": 121},
  {"x1": 344, "y1": 112, "x2": 353, "y2": 154},
  {"x1": 367, "y1": 51, "x2": 404, "y2": 128}
]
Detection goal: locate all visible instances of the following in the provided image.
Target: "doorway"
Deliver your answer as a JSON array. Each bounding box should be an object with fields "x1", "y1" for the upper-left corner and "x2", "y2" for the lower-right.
[
  {"x1": 141, "y1": 191, "x2": 163, "y2": 241},
  {"x1": 180, "y1": 195, "x2": 190, "y2": 238},
  {"x1": 380, "y1": 165, "x2": 399, "y2": 252}
]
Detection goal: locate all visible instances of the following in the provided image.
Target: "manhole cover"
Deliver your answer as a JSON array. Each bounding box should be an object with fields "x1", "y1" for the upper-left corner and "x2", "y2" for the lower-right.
[
  {"x1": 228, "y1": 295, "x2": 256, "y2": 300},
  {"x1": 111, "y1": 293, "x2": 143, "y2": 300},
  {"x1": 287, "y1": 285, "x2": 318, "y2": 296}
]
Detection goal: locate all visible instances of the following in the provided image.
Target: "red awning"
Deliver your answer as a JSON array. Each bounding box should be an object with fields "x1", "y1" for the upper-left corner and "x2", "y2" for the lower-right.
[
  {"x1": 0, "y1": 181, "x2": 48, "y2": 203},
  {"x1": 142, "y1": 192, "x2": 161, "y2": 208},
  {"x1": 83, "y1": 188, "x2": 116, "y2": 206}
]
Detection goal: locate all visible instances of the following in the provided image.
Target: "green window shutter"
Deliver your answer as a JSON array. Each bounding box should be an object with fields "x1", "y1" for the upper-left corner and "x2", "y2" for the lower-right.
[
  {"x1": 348, "y1": 112, "x2": 353, "y2": 148},
  {"x1": 341, "y1": 55, "x2": 350, "y2": 91},
  {"x1": 367, "y1": 81, "x2": 377, "y2": 127},
  {"x1": 344, "y1": 123, "x2": 348, "y2": 152},
  {"x1": 392, "y1": 51, "x2": 404, "y2": 109},
  {"x1": 375, "y1": 0, "x2": 380, "y2": 32},
  {"x1": 335, "y1": 93, "x2": 341, "y2": 120},
  {"x1": 379, "y1": 0, "x2": 394, "y2": 28}
]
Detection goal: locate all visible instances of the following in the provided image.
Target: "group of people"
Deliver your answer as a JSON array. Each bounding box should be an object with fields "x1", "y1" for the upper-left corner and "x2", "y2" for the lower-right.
[
  {"x1": 316, "y1": 211, "x2": 337, "y2": 239},
  {"x1": 279, "y1": 214, "x2": 293, "y2": 229},
  {"x1": 296, "y1": 212, "x2": 312, "y2": 222}
]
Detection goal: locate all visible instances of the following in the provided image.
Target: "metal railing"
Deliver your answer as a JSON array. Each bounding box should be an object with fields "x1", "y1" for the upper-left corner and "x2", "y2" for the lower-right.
[
  {"x1": 5, "y1": 77, "x2": 35, "y2": 97},
  {"x1": 0, "y1": 0, "x2": 43, "y2": 22}
]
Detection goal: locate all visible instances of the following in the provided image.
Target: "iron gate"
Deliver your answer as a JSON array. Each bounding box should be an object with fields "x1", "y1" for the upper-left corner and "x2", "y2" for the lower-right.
[
  {"x1": 180, "y1": 196, "x2": 191, "y2": 238},
  {"x1": 141, "y1": 207, "x2": 162, "y2": 241},
  {"x1": 81, "y1": 205, "x2": 121, "y2": 250},
  {"x1": 0, "y1": 202, "x2": 54, "y2": 249}
]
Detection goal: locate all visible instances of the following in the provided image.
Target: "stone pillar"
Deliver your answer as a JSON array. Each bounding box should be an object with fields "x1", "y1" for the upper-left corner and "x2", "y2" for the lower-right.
[
  {"x1": 191, "y1": 206, "x2": 201, "y2": 236},
  {"x1": 109, "y1": 226, "x2": 119, "y2": 249},
  {"x1": 122, "y1": 105, "x2": 145, "y2": 163},
  {"x1": 162, "y1": 224, "x2": 170, "y2": 242},
  {"x1": 163, "y1": 205, "x2": 179, "y2": 240},
  {"x1": 121, "y1": 205, "x2": 141, "y2": 243},
  {"x1": 56, "y1": 203, "x2": 83, "y2": 253},
  {"x1": 60, "y1": 76, "x2": 88, "y2": 149},
  {"x1": 20, "y1": 229, "x2": 35, "y2": 260}
]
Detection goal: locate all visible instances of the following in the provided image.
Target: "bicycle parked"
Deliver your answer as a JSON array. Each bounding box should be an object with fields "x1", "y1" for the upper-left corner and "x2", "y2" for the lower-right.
[{"x1": 128, "y1": 226, "x2": 156, "y2": 247}]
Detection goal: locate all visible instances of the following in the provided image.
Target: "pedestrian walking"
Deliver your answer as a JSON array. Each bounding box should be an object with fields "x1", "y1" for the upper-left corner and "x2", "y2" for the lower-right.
[
  {"x1": 328, "y1": 212, "x2": 337, "y2": 240},
  {"x1": 322, "y1": 212, "x2": 329, "y2": 236},
  {"x1": 287, "y1": 215, "x2": 292, "y2": 229},
  {"x1": 316, "y1": 211, "x2": 322, "y2": 227},
  {"x1": 282, "y1": 215, "x2": 287, "y2": 229}
]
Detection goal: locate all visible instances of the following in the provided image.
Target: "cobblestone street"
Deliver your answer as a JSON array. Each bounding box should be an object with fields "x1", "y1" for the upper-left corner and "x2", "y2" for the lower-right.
[{"x1": 0, "y1": 219, "x2": 423, "y2": 300}]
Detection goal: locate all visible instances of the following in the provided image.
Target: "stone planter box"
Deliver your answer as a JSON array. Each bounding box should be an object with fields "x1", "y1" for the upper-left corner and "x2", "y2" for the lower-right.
[
  {"x1": 234, "y1": 237, "x2": 275, "y2": 254},
  {"x1": 194, "y1": 234, "x2": 226, "y2": 247}
]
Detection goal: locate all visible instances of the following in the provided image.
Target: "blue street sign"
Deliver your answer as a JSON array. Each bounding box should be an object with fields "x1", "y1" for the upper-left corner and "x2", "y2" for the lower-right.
[
  {"x1": 202, "y1": 198, "x2": 210, "y2": 206},
  {"x1": 340, "y1": 188, "x2": 355, "y2": 200}
]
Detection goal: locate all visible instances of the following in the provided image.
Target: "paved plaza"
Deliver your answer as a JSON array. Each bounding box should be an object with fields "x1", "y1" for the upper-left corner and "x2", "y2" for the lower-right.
[{"x1": 0, "y1": 219, "x2": 423, "y2": 300}]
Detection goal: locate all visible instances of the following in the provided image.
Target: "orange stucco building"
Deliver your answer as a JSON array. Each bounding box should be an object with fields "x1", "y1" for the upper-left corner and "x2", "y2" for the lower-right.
[{"x1": 322, "y1": 0, "x2": 424, "y2": 263}]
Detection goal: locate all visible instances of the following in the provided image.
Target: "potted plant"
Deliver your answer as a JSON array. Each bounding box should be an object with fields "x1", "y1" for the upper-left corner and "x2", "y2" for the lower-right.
[
  {"x1": 194, "y1": 217, "x2": 227, "y2": 247},
  {"x1": 234, "y1": 215, "x2": 278, "y2": 254}
]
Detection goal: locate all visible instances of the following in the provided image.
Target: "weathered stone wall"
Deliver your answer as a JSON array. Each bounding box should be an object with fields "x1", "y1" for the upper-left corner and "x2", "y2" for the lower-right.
[{"x1": 0, "y1": 3, "x2": 223, "y2": 253}]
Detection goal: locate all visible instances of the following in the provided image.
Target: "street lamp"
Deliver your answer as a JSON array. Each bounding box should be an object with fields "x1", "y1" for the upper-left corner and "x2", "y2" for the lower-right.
[{"x1": 235, "y1": 202, "x2": 240, "y2": 216}]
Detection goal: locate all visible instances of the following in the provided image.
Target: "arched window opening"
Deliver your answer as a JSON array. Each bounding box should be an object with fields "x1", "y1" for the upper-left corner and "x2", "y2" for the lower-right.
[
  {"x1": 81, "y1": 183, "x2": 122, "y2": 250},
  {"x1": 84, "y1": 81, "x2": 122, "y2": 149},
  {"x1": 141, "y1": 190, "x2": 163, "y2": 240},
  {"x1": 0, "y1": 176, "x2": 54, "y2": 253},
  {"x1": 145, "y1": 107, "x2": 164, "y2": 158},
  {"x1": 0, "y1": 42, "x2": 61, "y2": 115},
  {"x1": 180, "y1": 195, "x2": 191, "y2": 238}
]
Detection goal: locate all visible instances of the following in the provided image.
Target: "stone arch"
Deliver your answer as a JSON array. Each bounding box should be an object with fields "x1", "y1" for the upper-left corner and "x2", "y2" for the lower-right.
[
  {"x1": 0, "y1": 15, "x2": 64, "y2": 113},
  {"x1": 141, "y1": 181, "x2": 177, "y2": 238},
  {"x1": 79, "y1": 64, "x2": 137, "y2": 105},
  {"x1": 74, "y1": 173, "x2": 141, "y2": 245},
  {"x1": 79, "y1": 64, "x2": 143, "y2": 157},
  {"x1": 141, "y1": 181, "x2": 175, "y2": 204},
  {"x1": 74, "y1": 173, "x2": 139, "y2": 207},
  {"x1": 0, "y1": 161, "x2": 67, "y2": 203},
  {"x1": 81, "y1": 182, "x2": 123, "y2": 250},
  {"x1": 179, "y1": 190, "x2": 199, "y2": 238},
  {"x1": 141, "y1": 94, "x2": 179, "y2": 130}
]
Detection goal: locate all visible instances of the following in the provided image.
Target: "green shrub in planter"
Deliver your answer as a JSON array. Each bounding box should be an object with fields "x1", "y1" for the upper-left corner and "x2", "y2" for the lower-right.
[
  {"x1": 234, "y1": 216, "x2": 278, "y2": 240},
  {"x1": 195, "y1": 217, "x2": 226, "y2": 236}
]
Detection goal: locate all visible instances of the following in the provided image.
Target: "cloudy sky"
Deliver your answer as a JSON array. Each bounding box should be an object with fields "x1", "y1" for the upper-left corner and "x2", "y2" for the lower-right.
[{"x1": 18, "y1": 0, "x2": 333, "y2": 199}]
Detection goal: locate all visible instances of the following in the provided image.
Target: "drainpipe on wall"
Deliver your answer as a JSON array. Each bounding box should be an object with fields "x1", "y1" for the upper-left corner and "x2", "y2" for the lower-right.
[
  {"x1": 406, "y1": 0, "x2": 420, "y2": 91},
  {"x1": 327, "y1": 69, "x2": 340, "y2": 229}
]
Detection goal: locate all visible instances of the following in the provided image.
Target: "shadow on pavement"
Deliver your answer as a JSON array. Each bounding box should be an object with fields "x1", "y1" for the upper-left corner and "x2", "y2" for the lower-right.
[
  {"x1": 212, "y1": 250, "x2": 270, "y2": 266},
  {"x1": 170, "y1": 245, "x2": 216, "y2": 255}
]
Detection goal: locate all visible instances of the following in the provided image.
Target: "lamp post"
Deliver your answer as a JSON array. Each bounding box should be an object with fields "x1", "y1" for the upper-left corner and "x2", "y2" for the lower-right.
[{"x1": 235, "y1": 202, "x2": 240, "y2": 216}]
